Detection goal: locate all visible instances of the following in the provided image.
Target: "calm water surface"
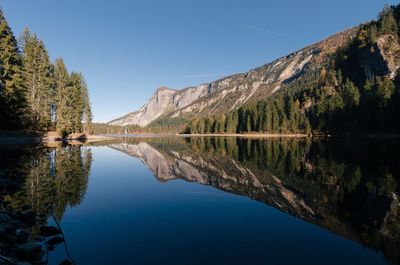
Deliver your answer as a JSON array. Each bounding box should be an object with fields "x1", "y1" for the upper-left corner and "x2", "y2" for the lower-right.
[{"x1": 2, "y1": 137, "x2": 399, "y2": 265}]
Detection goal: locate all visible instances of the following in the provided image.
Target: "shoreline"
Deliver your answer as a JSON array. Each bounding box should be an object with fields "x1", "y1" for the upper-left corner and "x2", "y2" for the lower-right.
[
  {"x1": 1, "y1": 131, "x2": 400, "y2": 145},
  {"x1": 0, "y1": 131, "x2": 113, "y2": 145},
  {"x1": 107, "y1": 132, "x2": 400, "y2": 139},
  {"x1": 43, "y1": 134, "x2": 114, "y2": 142},
  {"x1": 179, "y1": 133, "x2": 309, "y2": 138}
]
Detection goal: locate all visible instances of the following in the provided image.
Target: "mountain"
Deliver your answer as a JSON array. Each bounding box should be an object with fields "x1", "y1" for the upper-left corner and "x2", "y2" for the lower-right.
[
  {"x1": 108, "y1": 27, "x2": 358, "y2": 127},
  {"x1": 110, "y1": 4, "x2": 400, "y2": 134},
  {"x1": 108, "y1": 85, "x2": 210, "y2": 127}
]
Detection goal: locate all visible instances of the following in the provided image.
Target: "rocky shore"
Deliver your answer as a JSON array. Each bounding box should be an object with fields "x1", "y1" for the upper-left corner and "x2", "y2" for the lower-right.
[
  {"x1": 0, "y1": 208, "x2": 44, "y2": 265},
  {"x1": 1, "y1": 165, "x2": 42, "y2": 265},
  {"x1": 0, "y1": 167, "x2": 69, "y2": 265},
  {"x1": 0, "y1": 131, "x2": 112, "y2": 146}
]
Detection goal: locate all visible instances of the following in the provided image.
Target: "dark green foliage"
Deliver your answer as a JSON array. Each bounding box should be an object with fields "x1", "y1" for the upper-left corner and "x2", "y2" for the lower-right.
[
  {"x1": 21, "y1": 29, "x2": 53, "y2": 130},
  {"x1": 81, "y1": 78, "x2": 92, "y2": 133},
  {"x1": 54, "y1": 60, "x2": 91, "y2": 136},
  {"x1": 69, "y1": 72, "x2": 85, "y2": 133},
  {"x1": 0, "y1": 8, "x2": 92, "y2": 134},
  {"x1": 379, "y1": 5, "x2": 398, "y2": 35},
  {"x1": 342, "y1": 79, "x2": 360, "y2": 108},
  {"x1": 0, "y1": 9, "x2": 25, "y2": 129},
  {"x1": 54, "y1": 58, "x2": 71, "y2": 135},
  {"x1": 188, "y1": 93, "x2": 311, "y2": 134},
  {"x1": 186, "y1": 4, "x2": 400, "y2": 135},
  {"x1": 92, "y1": 121, "x2": 186, "y2": 135}
]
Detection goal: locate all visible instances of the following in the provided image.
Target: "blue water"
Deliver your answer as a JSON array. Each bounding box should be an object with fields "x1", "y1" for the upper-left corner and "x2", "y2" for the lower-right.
[{"x1": 47, "y1": 146, "x2": 386, "y2": 265}]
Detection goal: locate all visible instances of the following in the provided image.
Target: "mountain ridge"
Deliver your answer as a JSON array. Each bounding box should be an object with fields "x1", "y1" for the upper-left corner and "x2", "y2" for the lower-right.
[{"x1": 108, "y1": 27, "x2": 359, "y2": 127}]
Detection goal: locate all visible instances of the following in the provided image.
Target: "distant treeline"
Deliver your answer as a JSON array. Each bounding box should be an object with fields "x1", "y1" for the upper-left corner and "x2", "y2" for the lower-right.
[
  {"x1": 92, "y1": 121, "x2": 185, "y2": 135},
  {"x1": 0, "y1": 9, "x2": 92, "y2": 136},
  {"x1": 186, "y1": 5, "x2": 400, "y2": 135}
]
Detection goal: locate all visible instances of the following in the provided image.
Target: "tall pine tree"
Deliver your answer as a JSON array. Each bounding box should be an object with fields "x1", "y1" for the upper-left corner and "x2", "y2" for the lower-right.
[
  {"x1": 81, "y1": 76, "x2": 92, "y2": 134},
  {"x1": 54, "y1": 58, "x2": 73, "y2": 136},
  {"x1": 0, "y1": 9, "x2": 25, "y2": 129},
  {"x1": 21, "y1": 28, "x2": 54, "y2": 130},
  {"x1": 69, "y1": 72, "x2": 84, "y2": 133}
]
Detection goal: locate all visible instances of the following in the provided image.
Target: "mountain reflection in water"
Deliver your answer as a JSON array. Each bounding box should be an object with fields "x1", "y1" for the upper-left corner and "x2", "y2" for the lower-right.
[
  {"x1": 1, "y1": 137, "x2": 399, "y2": 264},
  {"x1": 109, "y1": 137, "x2": 400, "y2": 264}
]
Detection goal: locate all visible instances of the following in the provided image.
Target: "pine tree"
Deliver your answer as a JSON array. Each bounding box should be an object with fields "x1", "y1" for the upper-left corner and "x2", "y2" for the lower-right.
[
  {"x1": 81, "y1": 77, "x2": 92, "y2": 134},
  {"x1": 245, "y1": 114, "x2": 251, "y2": 132},
  {"x1": 376, "y1": 78, "x2": 395, "y2": 110},
  {"x1": 342, "y1": 79, "x2": 360, "y2": 108},
  {"x1": 367, "y1": 24, "x2": 378, "y2": 45},
  {"x1": 226, "y1": 114, "x2": 235, "y2": 133},
  {"x1": 54, "y1": 58, "x2": 72, "y2": 136},
  {"x1": 216, "y1": 114, "x2": 225, "y2": 133},
  {"x1": 197, "y1": 118, "x2": 205, "y2": 134},
  {"x1": 0, "y1": 9, "x2": 25, "y2": 129},
  {"x1": 379, "y1": 5, "x2": 398, "y2": 34},
  {"x1": 69, "y1": 72, "x2": 85, "y2": 133},
  {"x1": 271, "y1": 105, "x2": 279, "y2": 132},
  {"x1": 21, "y1": 29, "x2": 53, "y2": 130}
]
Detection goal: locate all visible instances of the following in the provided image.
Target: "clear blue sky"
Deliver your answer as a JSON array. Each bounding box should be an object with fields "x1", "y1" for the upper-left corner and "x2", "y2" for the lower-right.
[{"x1": 2, "y1": 0, "x2": 398, "y2": 122}]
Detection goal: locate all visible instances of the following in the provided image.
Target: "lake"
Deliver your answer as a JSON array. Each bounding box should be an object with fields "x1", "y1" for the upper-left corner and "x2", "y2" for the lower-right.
[{"x1": 1, "y1": 136, "x2": 399, "y2": 265}]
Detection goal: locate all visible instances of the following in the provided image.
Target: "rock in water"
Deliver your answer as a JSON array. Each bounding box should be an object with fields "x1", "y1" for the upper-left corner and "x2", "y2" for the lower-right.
[
  {"x1": 46, "y1": 236, "x2": 64, "y2": 245},
  {"x1": 14, "y1": 242, "x2": 43, "y2": 260},
  {"x1": 17, "y1": 210, "x2": 36, "y2": 226},
  {"x1": 21, "y1": 205, "x2": 32, "y2": 211},
  {"x1": 40, "y1": 225, "x2": 61, "y2": 237},
  {"x1": 47, "y1": 245, "x2": 55, "y2": 252},
  {"x1": 59, "y1": 259, "x2": 73, "y2": 265}
]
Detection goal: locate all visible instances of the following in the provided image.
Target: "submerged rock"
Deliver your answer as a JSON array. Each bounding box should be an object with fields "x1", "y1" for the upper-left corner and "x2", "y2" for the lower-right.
[
  {"x1": 0, "y1": 221, "x2": 13, "y2": 236},
  {"x1": 14, "y1": 242, "x2": 43, "y2": 261},
  {"x1": 46, "y1": 236, "x2": 64, "y2": 245},
  {"x1": 21, "y1": 205, "x2": 32, "y2": 211},
  {"x1": 17, "y1": 210, "x2": 36, "y2": 226},
  {"x1": 40, "y1": 225, "x2": 61, "y2": 237},
  {"x1": 59, "y1": 259, "x2": 73, "y2": 265},
  {"x1": 47, "y1": 245, "x2": 55, "y2": 252}
]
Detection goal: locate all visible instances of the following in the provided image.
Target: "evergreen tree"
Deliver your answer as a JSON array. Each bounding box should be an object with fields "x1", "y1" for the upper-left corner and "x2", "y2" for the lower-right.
[
  {"x1": 81, "y1": 77, "x2": 92, "y2": 133},
  {"x1": 245, "y1": 114, "x2": 251, "y2": 132},
  {"x1": 21, "y1": 29, "x2": 53, "y2": 130},
  {"x1": 225, "y1": 114, "x2": 235, "y2": 133},
  {"x1": 204, "y1": 117, "x2": 212, "y2": 133},
  {"x1": 0, "y1": 8, "x2": 92, "y2": 134},
  {"x1": 215, "y1": 114, "x2": 225, "y2": 133},
  {"x1": 54, "y1": 58, "x2": 73, "y2": 136},
  {"x1": 342, "y1": 79, "x2": 360, "y2": 108},
  {"x1": 0, "y1": 9, "x2": 25, "y2": 129},
  {"x1": 379, "y1": 6, "x2": 398, "y2": 34},
  {"x1": 69, "y1": 72, "x2": 84, "y2": 133},
  {"x1": 271, "y1": 105, "x2": 279, "y2": 132},
  {"x1": 376, "y1": 78, "x2": 394, "y2": 110},
  {"x1": 367, "y1": 24, "x2": 378, "y2": 45}
]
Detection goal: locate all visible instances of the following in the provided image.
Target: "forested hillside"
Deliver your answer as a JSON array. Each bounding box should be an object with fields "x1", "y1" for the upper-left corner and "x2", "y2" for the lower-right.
[
  {"x1": 187, "y1": 5, "x2": 400, "y2": 135},
  {"x1": 0, "y1": 9, "x2": 92, "y2": 136}
]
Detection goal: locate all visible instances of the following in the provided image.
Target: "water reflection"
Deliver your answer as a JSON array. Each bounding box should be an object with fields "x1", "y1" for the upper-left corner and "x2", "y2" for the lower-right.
[
  {"x1": 4, "y1": 145, "x2": 92, "y2": 220},
  {"x1": 1, "y1": 144, "x2": 92, "y2": 264},
  {"x1": 1, "y1": 137, "x2": 399, "y2": 264},
  {"x1": 108, "y1": 137, "x2": 400, "y2": 264}
]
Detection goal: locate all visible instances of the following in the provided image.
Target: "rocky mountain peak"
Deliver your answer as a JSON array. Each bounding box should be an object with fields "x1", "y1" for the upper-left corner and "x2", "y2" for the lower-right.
[
  {"x1": 155, "y1": 86, "x2": 175, "y2": 93},
  {"x1": 109, "y1": 27, "x2": 359, "y2": 127}
]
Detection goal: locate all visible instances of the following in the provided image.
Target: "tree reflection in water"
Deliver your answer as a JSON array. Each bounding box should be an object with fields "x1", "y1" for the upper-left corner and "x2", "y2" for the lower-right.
[
  {"x1": 2, "y1": 137, "x2": 399, "y2": 264},
  {"x1": 2, "y1": 144, "x2": 92, "y2": 264},
  {"x1": 109, "y1": 137, "x2": 400, "y2": 264}
]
